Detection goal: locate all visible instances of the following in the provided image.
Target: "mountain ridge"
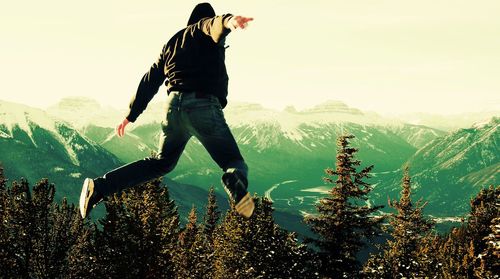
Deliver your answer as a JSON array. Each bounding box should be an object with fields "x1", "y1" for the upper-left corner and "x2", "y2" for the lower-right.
[{"x1": 1, "y1": 98, "x2": 498, "y2": 235}]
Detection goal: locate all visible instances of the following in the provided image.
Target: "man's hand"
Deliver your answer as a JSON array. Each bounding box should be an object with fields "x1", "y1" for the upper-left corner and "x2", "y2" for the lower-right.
[
  {"x1": 116, "y1": 118, "x2": 130, "y2": 137},
  {"x1": 226, "y1": 16, "x2": 254, "y2": 31}
]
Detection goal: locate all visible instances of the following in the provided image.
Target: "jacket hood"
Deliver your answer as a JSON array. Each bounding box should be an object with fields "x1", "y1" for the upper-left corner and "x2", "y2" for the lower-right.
[{"x1": 187, "y1": 3, "x2": 216, "y2": 26}]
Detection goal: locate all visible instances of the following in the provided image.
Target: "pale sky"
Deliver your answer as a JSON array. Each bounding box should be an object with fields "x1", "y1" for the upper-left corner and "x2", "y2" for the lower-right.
[{"x1": 1, "y1": 0, "x2": 499, "y2": 115}]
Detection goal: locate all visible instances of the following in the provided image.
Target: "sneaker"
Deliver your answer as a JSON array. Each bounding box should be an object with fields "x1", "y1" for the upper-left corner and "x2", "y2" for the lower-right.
[
  {"x1": 79, "y1": 178, "x2": 103, "y2": 219},
  {"x1": 222, "y1": 169, "x2": 255, "y2": 218}
]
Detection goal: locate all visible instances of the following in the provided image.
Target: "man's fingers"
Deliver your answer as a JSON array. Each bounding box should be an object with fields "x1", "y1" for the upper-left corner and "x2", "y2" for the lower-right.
[
  {"x1": 239, "y1": 17, "x2": 253, "y2": 23},
  {"x1": 115, "y1": 119, "x2": 129, "y2": 137},
  {"x1": 116, "y1": 124, "x2": 124, "y2": 137},
  {"x1": 233, "y1": 16, "x2": 253, "y2": 29},
  {"x1": 239, "y1": 17, "x2": 253, "y2": 28}
]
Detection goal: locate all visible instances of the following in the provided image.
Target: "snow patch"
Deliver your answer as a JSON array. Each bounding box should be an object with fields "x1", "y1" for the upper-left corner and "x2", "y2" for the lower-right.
[
  {"x1": 0, "y1": 130, "x2": 12, "y2": 138},
  {"x1": 73, "y1": 143, "x2": 84, "y2": 151},
  {"x1": 137, "y1": 143, "x2": 147, "y2": 152},
  {"x1": 197, "y1": 168, "x2": 215, "y2": 175},
  {"x1": 428, "y1": 215, "x2": 464, "y2": 223},
  {"x1": 299, "y1": 210, "x2": 315, "y2": 218},
  {"x1": 301, "y1": 186, "x2": 330, "y2": 194}
]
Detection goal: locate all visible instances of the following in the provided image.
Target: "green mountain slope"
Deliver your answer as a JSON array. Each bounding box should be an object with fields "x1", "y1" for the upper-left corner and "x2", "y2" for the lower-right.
[
  {"x1": 0, "y1": 100, "x2": 123, "y2": 202},
  {"x1": 374, "y1": 117, "x2": 499, "y2": 216}
]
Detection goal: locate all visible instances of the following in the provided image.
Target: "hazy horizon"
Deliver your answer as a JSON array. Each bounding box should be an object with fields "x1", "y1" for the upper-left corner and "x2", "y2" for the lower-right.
[
  {"x1": 1, "y1": 0, "x2": 499, "y2": 115},
  {"x1": 2, "y1": 95, "x2": 499, "y2": 121}
]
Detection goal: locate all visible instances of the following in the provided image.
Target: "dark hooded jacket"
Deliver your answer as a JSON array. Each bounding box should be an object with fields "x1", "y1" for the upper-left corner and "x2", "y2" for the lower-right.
[{"x1": 126, "y1": 3, "x2": 233, "y2": 122}]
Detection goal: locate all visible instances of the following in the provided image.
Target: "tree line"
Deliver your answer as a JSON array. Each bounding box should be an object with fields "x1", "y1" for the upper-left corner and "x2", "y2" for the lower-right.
[{"x1": 0, "y1": 135, "x2": 498, "y2": 278}]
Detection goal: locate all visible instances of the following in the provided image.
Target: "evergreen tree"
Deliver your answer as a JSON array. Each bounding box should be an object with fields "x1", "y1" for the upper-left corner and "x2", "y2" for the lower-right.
[
  {"x1": 97, "y1": 192, "x2": 137, "y2": 278},
  {"x1": 253, "y1": 199, "x2": 317, "y2": 278},
  {"x1": 175, "y1": 205, "x2": 203, "y2": 278},
  {"x1": 433, "y1": 227, "x2": 477, "y2": 278},
  {"x1": 67, "y1": 224, "x2": 101, "y2": 279},
  {"x1": 0, "y1": 177, "x2": 83, "y2": 279},
  {"x1": 0, "y1": 165, "x2": 9, "y2": 276},
  {"x1": 190, "y1": 229, "x2": 216, "y2": 279},
  {"x1": 155, "y1": 183, "x2": 181, "y2": 278},
  {"x1": 474, "y1": 217, "x2": 500, "y2": 278},
  {"x1": 467, "y1": 185, "x2": 499, "y2": 252},
  {"x1": 213, "y1": 205, "x2": 252, "y2": 279},
  {"x1": 181, "y1": 205, "x2": 199, "y2": 249},
  {"x1": 304, "y1": 135, "x2": 384, "y2": 278},
  {"x1": 3, "y1": 179, "x2": 34, "y2": 278},
  {"x1": 203, "y1": 186, "x2": 221, "y2": 243},
  {"x1": 30, "y1": 179, "x2": 56, "y2": 277},
  {"x1": 184, "y1": 186, "x2": 222, "y2": 279},
  {"x1": 363, "y1": 166, "x2": 435, "y2": 278},
  {"x1": 97, "y1": 179, "x2": 180, "y2": 278},
  {"x1": 430, "y1": 185, "x2": 499, "y2": 278},
  {"x1": 43, "y1": 197, "x2": 83, "y2": 278},
  {"x1": 0, "y1": 165, "x2": 7, "y2": 223},
  {"x1": 414, "y1": 233, "x2": 442, "y2": 278},
  {"x1": 214, "y1": 197, "x2": 317, "y2": 279}
]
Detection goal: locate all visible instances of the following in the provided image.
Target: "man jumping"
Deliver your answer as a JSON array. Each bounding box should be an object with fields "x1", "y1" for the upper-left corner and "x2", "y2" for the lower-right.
[{"x1": 79, "y1": 3, "x2": 255, "y2": 219}]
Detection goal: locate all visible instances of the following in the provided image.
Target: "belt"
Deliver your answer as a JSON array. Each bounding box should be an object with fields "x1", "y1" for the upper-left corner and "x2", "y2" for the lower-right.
[
  {"x1": 171, "y1": 91, "x2": 212, "y2": 99},
  {"x1": 193, "y1": 92, "x2": 211, "y2": 99}
]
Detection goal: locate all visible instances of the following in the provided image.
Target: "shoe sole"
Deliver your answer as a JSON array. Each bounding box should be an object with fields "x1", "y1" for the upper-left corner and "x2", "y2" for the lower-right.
[
  {"x1": 79, "y1": 178, "x2": 94, "y2": 219},
  {"x1": 235, "y1": 193, "x2": 255, "y2": 218}
]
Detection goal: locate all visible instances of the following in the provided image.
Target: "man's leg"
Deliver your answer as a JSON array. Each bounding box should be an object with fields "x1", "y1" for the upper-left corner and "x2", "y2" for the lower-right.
[
  {"x1": 184, "y1": 101, "x2": 254, "y2": 217},
  {"x1": 94, "y1": 116, "x2": 191, "y2": 197},
  {"x1": 80, "y1": 101, "x2": 191, "y2": 218}
]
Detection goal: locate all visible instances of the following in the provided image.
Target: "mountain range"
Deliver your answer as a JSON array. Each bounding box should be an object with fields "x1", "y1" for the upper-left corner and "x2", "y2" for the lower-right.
[
  {"x1": 1, "y1": 97, "x2": 498, "y2": 234},
  {"x1": 0, "y1": 100, "x2": 122, "y2": 199}
]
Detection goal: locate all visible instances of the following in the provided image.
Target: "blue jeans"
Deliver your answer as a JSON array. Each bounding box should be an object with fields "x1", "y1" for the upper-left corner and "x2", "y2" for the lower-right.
[{"x1": 94, "y1": 91, "x2": 248, "y2": 197}]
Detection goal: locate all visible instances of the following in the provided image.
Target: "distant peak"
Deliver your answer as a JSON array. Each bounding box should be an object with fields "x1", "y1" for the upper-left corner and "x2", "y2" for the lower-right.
[
  {"x1": 0, "y1": 99, "x2": 44, "y2": 113},
  {"x1": 303, "y1": 100, "x2": 363, "y2": 115},
  {"x1": 284, "y1": 106, "x2": 298, "y2": 113},
  {"x1": 53, "y1": 96, "x2": 101, "y2": 109}
]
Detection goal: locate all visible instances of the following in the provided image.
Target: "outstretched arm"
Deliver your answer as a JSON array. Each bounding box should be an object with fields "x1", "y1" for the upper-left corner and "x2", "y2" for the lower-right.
[{"x1": 197, "y1": 15, "x2": 254, "y2": 43}]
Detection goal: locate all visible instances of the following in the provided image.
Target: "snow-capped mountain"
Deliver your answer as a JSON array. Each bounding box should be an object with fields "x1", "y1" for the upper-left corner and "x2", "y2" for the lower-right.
[
  {"x1": 373, "y1": 117, "x2": 499, "y2": 216},
  {"x1": 48, "y1": 97, "x2": 402, "y2": 130},
  {"x1": 0, "y1": 99, "x2": 232, "y2": 222},
  {"x1": 409, "y1": 117, "x2": 498, "y2": 178},
  {"x1": 73, "y1": 98, "x2": 437, "y2": 153},
  {"x1": 222, "y1": 100, "x2": 399, "y2": 130},
  {"x1": 0, "y1": 100, "x2": 122, "y2": 201},
  {"x1": 74, "y1": 99, "x2": 444, "y2": 218},
  {"x1": 3, "y1": 97, "x2": 498, "y2": 235}
]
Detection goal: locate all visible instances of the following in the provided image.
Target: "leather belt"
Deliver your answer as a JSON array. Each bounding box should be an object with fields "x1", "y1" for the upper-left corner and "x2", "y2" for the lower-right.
[{"x1": 171, "y1": 91, "x2": 212, "y2": 99}]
